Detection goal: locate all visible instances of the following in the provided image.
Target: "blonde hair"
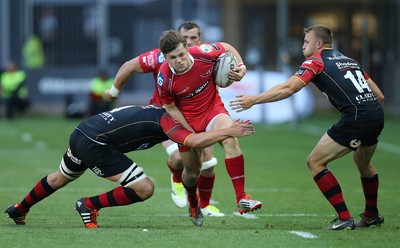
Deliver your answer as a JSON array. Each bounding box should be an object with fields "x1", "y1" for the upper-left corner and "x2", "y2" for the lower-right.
[{"x1": 304, "y1": 24, "x2": 333, "y2": 46}]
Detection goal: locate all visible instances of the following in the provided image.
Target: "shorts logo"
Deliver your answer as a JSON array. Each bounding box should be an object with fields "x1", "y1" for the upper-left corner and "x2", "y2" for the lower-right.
[
  {"x1": 67, "y1": 148, "x2": 82, "y2": 165},
  {"x1": 92, "y1": 166, "x2": 104, "y2": 176},
  {"x1": 350, "y1": 139, "x2": 361, "y2": 148}
]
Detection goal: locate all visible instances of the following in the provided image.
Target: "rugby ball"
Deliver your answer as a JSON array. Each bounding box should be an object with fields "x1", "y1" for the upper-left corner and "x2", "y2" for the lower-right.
[{"x1": 213, "y1": 52, "x2": 238, "y2": 88}]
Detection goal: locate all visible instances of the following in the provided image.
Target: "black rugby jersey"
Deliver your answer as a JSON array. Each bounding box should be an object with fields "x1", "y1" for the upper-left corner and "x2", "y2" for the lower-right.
[
  {"x1": 295, "y1": 49, "x2": 383, "y2": 121},
  {"x1": 76, "y1": 105, "x2": 169, "y2": 153}
]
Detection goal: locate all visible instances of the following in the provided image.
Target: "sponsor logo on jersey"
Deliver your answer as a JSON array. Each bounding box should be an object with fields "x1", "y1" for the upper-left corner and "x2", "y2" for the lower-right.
[
  {"x1": 199, "y1": 44, "x2": 213, "y2": 53},
  {"x1": 201, "y1": 67, "x2": 213, "y2": 78},
  {"x1": 157, "y1": 73, "x2": 165, "y2": 86},
  {"x1": 295, "y1": 68, "x2": 306, "y2": 76},
  {"x1": 335, "y1": 62, "x2": 360, "y2": 70},
  {"x1": 350, "y1": 139, "x2": 361, "y2": 148},
  {"x1": 184, "y1": 80, "x2": 209, "y2": 99},
  {"x1": 326, "y1": 54, "x2": 350, "y2": 60},
  {"x1": 175, "y1": 86, "x2": 190, "y2": 96},
  {"x1": 157, "y1": 52, "x2": 165, "y2": 64},
  {"x1": 210, "y1": 43, "x2": 221, "y2": 50},
  {"x1": 303, "y1": 60, "x2": 313, "y2": 65},
  {"x1": 146, "y1": 53, "x2": 156, "y2": 68},
  {"x1": 355, "y1": 93, "x2": 377, "y2": 104}
]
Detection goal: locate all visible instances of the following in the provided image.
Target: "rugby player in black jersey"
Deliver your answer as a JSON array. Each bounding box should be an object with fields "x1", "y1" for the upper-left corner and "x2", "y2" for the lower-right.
[
  {"x1": 230, "y1": 24, "x2": 385, "y2": 230},
  {"x1": 5, "y1": 105, "x2": 255, "y2": 228}
]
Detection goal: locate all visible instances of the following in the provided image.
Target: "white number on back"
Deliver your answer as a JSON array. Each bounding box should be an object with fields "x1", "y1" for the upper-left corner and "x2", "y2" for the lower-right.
[{"x1": 344, "y1": 70, "x2": 371, "y2": 93}]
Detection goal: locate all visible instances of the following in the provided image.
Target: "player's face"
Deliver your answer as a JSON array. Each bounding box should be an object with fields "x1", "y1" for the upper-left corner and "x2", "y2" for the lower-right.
[
  {"x1": 302, "y1": 31, "x2": 320, "y2": 58},
  {"x1": 180, "y1": 28, "x2": 201, "y2": 47},
  {"x1": 165, "y1": 43, "x2": 191, "y2": 73}
]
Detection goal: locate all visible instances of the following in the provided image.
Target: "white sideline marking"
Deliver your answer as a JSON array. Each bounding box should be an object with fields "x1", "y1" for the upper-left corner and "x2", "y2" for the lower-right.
[
  {"x1": 233, "y1": 212, "x2": 259, "y2": 219},
  {"x1": 289, "y1": 231, "x2": 318, "y2": 239}
]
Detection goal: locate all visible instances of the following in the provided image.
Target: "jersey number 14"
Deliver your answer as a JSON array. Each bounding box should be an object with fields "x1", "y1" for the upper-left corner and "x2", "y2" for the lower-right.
[{"x1": 344, "y1": 70, "x2": 372, "y2": 93}]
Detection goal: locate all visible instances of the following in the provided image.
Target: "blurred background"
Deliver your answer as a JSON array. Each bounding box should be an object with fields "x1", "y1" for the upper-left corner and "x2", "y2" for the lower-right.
[{"x1": 0, "y1": 0, "x2": 398, "y2": 121}]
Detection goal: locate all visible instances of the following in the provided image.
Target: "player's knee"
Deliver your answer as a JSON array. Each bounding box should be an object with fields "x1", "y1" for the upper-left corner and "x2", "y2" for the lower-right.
[
  {"x1": 47, "y1": 170, "x2": 71, "y2": 189},
  {"x1": 306, "y1": 155, "x2": 316, "y2": 170},
  {"x1": 185, "y1": 168, "x2": 201, "y2": 182},
  {"x1": 138, "y1": 179, "x2": 155, "y2": 200},
  {"x1": 126, "y1": 177, "x2": 154, "y2": 201},
  {"x1": 221, "y1": 137, "x2": 241, "y2": 155},
  {"x1": 168, "y1": 152, "x2": 183, "y2": 169}
]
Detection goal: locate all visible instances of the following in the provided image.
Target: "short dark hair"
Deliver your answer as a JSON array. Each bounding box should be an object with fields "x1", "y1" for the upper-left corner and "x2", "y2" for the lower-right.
[
  {"x1": 178, "y1": 21, "x2": 201, "y2": 36},
  {"x1": 159, "y1": 30, "x2": 187, "y2": 54},
  {"x1": 304, "y1": 24, "x2": 333, "y2": 45}
]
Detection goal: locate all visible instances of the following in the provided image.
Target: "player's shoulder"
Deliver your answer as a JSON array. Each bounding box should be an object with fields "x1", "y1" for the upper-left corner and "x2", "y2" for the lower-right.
[
  {"x1": 139, "y1": 48, "x2": 165, "y2": 67},
  {"x1": 190, "y1": 42, "x2": 224, "y2": 55}
]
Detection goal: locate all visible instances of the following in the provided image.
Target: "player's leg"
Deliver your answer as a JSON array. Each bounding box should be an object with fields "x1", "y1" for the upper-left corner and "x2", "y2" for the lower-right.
[
  {"x1": 180, "y1": 147, "x2": 204, "y2": 226},
  {"x1": 162, "y1": 140, "x2": 187, "y2": 208},
  {"x1": 4, "y1": 148, "x2": 84, "y2": 225},
  {"x1": 198, "y1": 145, "x2": 224, "y2": 216},
  {"x1": 208, "y1": 114, "x2": 262, "y2": 214},
  {"x1": 75, "y1": 150, "x2": 152, "y2": 228},
  {"x1": 306, "y1": 132, "x2": 355, "y2": 230},
  {"x1": 353, "y1": 144, "x2": 384, "y2": 227}
]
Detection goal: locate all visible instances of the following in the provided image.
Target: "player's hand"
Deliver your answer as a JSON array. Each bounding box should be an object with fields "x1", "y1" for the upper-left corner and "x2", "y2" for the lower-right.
[
  {"x1": 104, "y1": 89, "x2": 117, "y2": 101},
  {"x1": 228, "y1": 65, "x2": 246, "y2": 82},
  {"x1": 229, "y1": 94, "x2": 254, "y2": 112},
  {"x1": 229, "y1": 119, "x2": 255, "y2": 137}
]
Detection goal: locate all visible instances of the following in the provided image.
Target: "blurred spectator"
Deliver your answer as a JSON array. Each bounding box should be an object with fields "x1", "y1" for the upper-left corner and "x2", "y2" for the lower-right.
[
  {"x1": 0, "y1": 61, "x2": 31, "y2": 118},
  {"x1": 23, "y1": 34, "x2": 45, "y2": 69},
  {"x1": 88, "y1": 69, "x2": 114, "y2": 116}
]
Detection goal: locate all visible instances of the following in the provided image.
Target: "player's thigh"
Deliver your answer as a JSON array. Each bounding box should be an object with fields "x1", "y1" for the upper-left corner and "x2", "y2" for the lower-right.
[
  {"x1": 308, "y1": 132, "x2": 351, "y2": 166},
  {"x1": 352, "y1": 144, "x2": 377, "y2": 167},
  {"x1": 207, "y1": 114, "x2": 233, "y2": 130}
]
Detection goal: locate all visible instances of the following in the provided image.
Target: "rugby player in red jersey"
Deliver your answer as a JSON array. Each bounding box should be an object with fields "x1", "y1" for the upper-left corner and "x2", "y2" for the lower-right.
[
  {"x1": 106, "y1": 22, "x2": 223, "y2": 217},
  {"x1": 157, "y1": 30, "x2": 262, "y2": 226}
]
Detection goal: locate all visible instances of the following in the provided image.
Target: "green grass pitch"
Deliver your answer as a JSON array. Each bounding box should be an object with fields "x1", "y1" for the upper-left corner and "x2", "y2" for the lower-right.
[{"x1": 1, "y1": 112, "x2": 399, "y2": 248}]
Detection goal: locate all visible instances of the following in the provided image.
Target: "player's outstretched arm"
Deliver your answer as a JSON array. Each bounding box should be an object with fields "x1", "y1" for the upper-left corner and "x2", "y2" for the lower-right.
[
  {"x1": 105, "y1": 56, "x2": 143, "y2": 101},
  {"x1": 184, "y1": 120, "x2": 255, "y2": 149},
  {"x1": 229, "y1": 76, "x2": 305, "y2": 112}
]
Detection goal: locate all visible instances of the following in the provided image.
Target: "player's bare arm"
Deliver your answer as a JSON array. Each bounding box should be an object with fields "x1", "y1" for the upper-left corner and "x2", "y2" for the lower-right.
[
  {"x1": 220, "y1": 42, "x2": 247, "y2": 82},
  {"x1": 105, "y1": 56, "x2": 143, "y2": 101},
  {"x1": 229, "y1": 76, "x2": 305, "y2": 112},
  {"x1": 366, "y1": 78, "x2": 385, "y2": 105},
  {"x1": 184, "y1": 120, "x2": 255, "y2": 149}
]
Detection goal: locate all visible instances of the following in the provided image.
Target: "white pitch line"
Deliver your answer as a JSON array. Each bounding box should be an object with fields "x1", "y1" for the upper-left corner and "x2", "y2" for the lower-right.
[
  {"x1": 232, "y1": 212, "x2": 259, "y2": 219},
  {"x1": 289, "y1": 230, "x2": 318, "y2": 239}
]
